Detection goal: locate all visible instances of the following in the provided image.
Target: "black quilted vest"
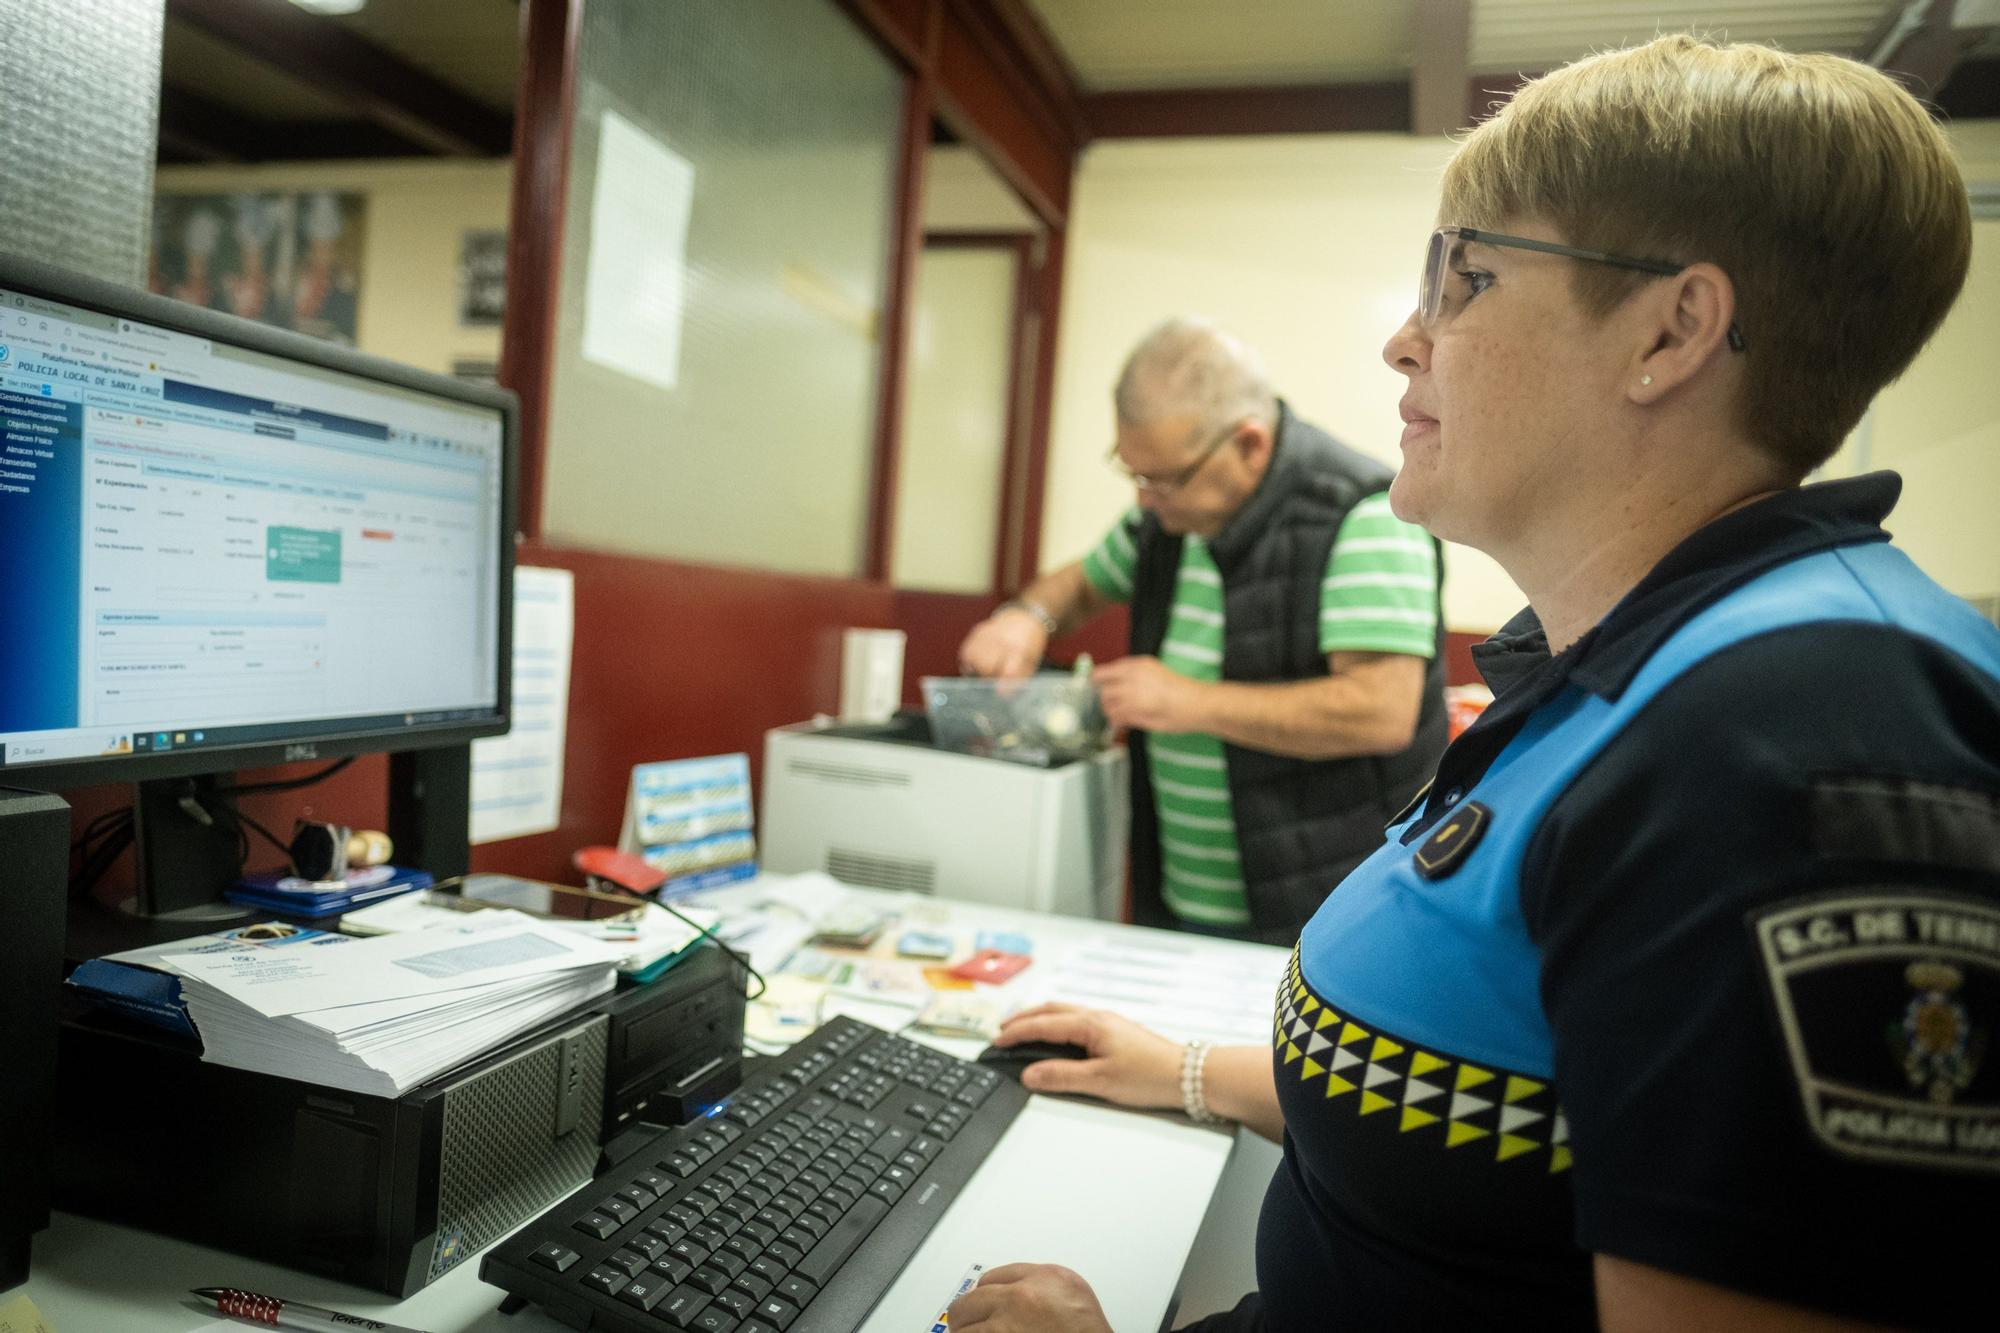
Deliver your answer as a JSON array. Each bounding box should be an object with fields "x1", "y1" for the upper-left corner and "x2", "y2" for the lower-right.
[{"x1": 1125, "y1": 403, "x2": 1449, "y2": 944}]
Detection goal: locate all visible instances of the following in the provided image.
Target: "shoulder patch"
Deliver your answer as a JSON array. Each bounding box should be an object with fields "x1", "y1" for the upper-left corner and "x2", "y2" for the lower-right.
[{"x1": 1750, "y1": 891, "x2": 2000, "y2": 1174}]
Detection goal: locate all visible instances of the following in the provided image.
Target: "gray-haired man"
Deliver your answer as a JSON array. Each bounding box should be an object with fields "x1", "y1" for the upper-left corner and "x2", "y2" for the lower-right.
[{"x1": 959, "y1": 318, "x2": 1448, "y2": 943}]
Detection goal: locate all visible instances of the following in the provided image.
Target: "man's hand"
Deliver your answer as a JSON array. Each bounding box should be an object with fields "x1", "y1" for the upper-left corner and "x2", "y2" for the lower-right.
[
  {"x1": 947, "y1": 1264, "x2": 1113, "y2": 1332},
  {"x1": 1093, "y1": 655, "x2": 1204, "y2": 733},
  {"x1": 958, "y1": 607, "x2": 1047, "y2": 680}
]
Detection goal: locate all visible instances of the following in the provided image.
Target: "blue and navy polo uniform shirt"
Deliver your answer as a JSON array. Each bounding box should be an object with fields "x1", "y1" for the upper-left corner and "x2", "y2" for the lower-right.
[{"x1": 1249, "y1": 473, "x2": 2000, "y2": 1330}]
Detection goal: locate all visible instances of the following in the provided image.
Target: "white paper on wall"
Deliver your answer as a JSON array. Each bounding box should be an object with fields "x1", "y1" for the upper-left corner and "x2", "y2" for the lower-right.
[
  {"x1": 580, "y1": 108, "x2": 694, "y2": 391},
  {"x1": 470, "y1": 565, "x2": 573, "y2": 844}
]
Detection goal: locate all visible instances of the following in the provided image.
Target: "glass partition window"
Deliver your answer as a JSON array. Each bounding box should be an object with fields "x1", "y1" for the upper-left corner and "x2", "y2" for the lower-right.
[{"x1": 541, "y1": 0, "x2": 903, "y2": 576}]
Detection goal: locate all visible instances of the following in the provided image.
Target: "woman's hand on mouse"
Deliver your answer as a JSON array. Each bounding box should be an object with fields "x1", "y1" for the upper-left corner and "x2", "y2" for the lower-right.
[
  {"x1": 993, "y1": 1002, "x2": 1182, "y2": 1108},
  {"x1": 946, "y1": 1263, "x2": 1113, "y2": 1332}
]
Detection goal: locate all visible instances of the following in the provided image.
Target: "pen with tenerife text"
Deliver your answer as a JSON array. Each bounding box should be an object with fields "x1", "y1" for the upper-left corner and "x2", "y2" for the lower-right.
[{"x1": 190, "y1": 1287, "x2": 431, "y2": 1333}]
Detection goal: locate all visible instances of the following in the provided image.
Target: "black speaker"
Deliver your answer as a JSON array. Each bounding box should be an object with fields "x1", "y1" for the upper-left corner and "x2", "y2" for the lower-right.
[{"x1": 0, "y1": 788, "x2": 68, "y2": 1291}]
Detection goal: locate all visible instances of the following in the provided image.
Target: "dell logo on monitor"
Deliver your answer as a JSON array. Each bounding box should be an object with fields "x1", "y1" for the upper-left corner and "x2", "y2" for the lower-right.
[{"x1": 284, "y1": 743, "x2": 321, "y2": 761}]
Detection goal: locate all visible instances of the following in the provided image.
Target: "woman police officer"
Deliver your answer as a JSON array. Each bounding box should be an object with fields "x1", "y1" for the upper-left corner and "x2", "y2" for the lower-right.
[{"x1": 952, "y1": 32, "x2": 1997, "y2": 1332}]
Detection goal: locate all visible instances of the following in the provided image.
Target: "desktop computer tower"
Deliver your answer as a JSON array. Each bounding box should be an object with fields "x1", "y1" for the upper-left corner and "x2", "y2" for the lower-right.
[
  {"x1": 54, "y1": 1004, "x2": 611, "y2": 1296},
  {"x1": 0, "y1": 788, "x2": 68, "y2": 1292}
]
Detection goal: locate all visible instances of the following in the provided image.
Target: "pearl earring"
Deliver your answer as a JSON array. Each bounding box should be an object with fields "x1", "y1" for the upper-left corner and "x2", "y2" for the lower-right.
[{"x1": 1640, "y1": 375, "x2": 1653, "y2": 387}]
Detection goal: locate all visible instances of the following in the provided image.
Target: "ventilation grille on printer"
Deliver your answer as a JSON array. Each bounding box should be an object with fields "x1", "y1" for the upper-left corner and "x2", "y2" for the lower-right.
[
  {"x1": 428, "y1": 1014, "x2": 608, "y2": 1283},
  {"x1": 787, "y1": 758, "x2": 912, "y2": 788},
  {"x1": 826, "y1": 847, "x2": 936, "y2": 895}
]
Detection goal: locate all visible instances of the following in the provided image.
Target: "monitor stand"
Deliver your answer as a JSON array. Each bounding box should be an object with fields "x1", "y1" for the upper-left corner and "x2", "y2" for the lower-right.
[{"x1": 120, "y1": 774, "x2": 253, "y2": 924}]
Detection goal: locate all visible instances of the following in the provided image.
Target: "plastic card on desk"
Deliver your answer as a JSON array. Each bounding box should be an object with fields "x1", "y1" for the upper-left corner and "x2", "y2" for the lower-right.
[
  {"x1": 949, "y1": 949, "x2": 1031, "y2": 985},
  {"x1": 618, "y1": 753, "x2": 758, "y2": 897},
  {"x1": 974, "y1": 929, "x2": 1034, "y2": 957}
]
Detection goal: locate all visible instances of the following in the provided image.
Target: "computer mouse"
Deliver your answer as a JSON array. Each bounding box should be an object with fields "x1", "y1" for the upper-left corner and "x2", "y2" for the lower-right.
[{"x1": 975, "y1": 1039, "x2": 1091, "y2": 1081}]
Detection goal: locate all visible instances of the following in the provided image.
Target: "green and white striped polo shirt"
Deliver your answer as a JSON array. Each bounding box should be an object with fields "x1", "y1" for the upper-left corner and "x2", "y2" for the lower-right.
[{"x1": 1081, "y1": 493, "x2": 1438, "y2": 926}]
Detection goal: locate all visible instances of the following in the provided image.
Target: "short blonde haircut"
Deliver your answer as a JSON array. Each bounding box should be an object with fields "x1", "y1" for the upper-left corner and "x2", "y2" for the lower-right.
[{"x1": 1443, "y1": 34, "x2": 1971, "y2": 477}]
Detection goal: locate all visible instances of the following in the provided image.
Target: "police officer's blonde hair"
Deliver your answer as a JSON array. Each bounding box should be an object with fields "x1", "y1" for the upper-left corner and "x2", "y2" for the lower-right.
[
  {"x1": 1114, "y1": 317, "x2": 1279, "y2": 443},
  {"x1": 1442, "y1": 33, "x2": 1971, "y2": 478}
]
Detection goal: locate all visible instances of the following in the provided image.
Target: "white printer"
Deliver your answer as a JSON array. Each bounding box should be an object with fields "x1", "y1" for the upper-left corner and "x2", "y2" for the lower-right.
[{"x1": 759, "y1": 718, "x2": 1128, "y2": 920}]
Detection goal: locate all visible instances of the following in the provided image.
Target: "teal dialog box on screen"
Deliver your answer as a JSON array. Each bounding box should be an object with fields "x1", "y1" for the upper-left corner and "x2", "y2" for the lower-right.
[{"x1": 266, "y1": 526, "x2": 342, "y2": 582}]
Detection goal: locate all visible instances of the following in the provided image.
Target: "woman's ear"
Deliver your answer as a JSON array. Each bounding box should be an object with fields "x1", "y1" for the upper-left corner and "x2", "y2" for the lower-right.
[{"x1": 1631, "y1": 262, "x2": 1737, "y2": 404}]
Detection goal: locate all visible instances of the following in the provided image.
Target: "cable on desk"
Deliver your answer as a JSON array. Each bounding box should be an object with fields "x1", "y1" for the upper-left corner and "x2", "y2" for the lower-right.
[{"x1": 583, "y1": 875, "x2": 768, "y2": 1004}]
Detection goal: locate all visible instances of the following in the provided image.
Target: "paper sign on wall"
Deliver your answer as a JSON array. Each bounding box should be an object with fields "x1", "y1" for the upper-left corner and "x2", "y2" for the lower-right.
[{"x1": 470, "y1": 565, "x2": 573, "y2": 844}]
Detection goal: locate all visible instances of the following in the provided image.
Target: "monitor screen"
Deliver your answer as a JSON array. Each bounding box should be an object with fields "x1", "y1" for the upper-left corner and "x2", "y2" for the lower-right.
[{"x1": 0, "y1": 262, "x2": 512, "y2": 784}]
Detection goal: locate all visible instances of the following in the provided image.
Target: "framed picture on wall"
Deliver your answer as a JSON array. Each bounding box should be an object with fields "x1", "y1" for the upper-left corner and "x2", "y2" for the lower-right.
[
  {"x1": 148, "y1": 191, "x2": 367, "y2": 345},
  {"x1": 459, "y1": 229, "x2": 508, "y2": 327}
]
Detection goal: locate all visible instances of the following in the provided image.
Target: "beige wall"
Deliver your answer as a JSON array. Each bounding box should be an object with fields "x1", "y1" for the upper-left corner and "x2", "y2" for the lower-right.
[
  {"x1": 1044, "y1": 124, "x2": 2000, "y2": 630},
  {"x1": 152, "y1": 159, "x2": 512, "y2": 377},
  {"x1": 1826, "y1": 120, "x2": 2000, "y2": 603},
  {"x1": 922, "y1": 145, "x2": 1041, "y2": 233}
]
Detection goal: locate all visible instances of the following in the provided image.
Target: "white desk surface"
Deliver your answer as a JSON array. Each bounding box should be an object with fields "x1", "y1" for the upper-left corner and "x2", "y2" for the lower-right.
[{"x1": 19, "y1": 879, "x2": 1289, "y2": 1333}]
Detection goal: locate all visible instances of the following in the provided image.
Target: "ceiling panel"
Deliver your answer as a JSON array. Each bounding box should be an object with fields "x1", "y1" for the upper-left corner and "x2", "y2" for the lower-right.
[
  {"x1": 1025, "y1": 0, "x2": 1415, "y2": 91},
  {"x1": 1469, "y1": 0, "x2": 1899, "y2": 72},
  {"x1": 161, "y1": 17, "x2": 359, "y2": 121},
  {"x1": 335, "y1": 0, "x2": 520, "y2": 113}
]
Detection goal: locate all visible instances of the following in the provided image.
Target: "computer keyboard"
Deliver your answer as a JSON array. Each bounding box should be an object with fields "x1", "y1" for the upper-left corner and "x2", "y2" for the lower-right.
[{"x1": 481, "y1": 1015, "x2": 1028, "y2": 1332}]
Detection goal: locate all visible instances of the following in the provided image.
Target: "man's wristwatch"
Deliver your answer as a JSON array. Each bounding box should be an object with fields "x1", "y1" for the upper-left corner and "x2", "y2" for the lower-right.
[{"x1": 1000, "y1": 598, "x2": 1058, "y2": 637}]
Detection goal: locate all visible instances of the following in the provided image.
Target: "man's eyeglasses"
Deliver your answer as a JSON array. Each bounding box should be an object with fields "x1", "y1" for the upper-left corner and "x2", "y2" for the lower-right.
[
  {"x1": 1420, "y1": 225, "x2": 1746, "y2": 351},
  {"x1": 1106, "y1": 417, "x2": 1245, "y2": 496}
]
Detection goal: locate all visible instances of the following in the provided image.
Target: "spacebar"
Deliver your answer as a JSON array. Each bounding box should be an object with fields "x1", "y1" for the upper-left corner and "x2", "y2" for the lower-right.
[{"x1": 796, "y1": 1195, "x2": 892, "y2": 1287}]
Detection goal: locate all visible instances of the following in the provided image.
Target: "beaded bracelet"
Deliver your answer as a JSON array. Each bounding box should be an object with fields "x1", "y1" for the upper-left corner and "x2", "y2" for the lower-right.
[{"x1": 1181, "y1": 1040, "x2": 1226, "y2": 1125}]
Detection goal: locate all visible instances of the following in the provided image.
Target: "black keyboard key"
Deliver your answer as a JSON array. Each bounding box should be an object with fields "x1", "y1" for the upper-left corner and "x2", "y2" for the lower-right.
[
  {"x1": 574, "y1": 1211, "x2": 619, "y2": 1241},
  {"x1": 691, "y1": 1309, "x2": 739, "y2": 1332},
  {"x1": 669, "y1": 1239, "x2": 710, "y2": 1269},
  {"x1": 583, "y1": 1264, "x2": 628, "y2": 1297},
  {"x1": 779, "y1": 1225, "x2": 816, "y2": 1252},
  {"x1": 775, "y1": 1275, "x2": 818, "y2": 1306},
  {"x1": 733, "y1": 1272, "x2": 775, "y2": 1304},
  {"x1": 652, "y1": 1254, "x2": 695, "y2": 1285},
  {"x1": 753, "y1": 1295, "x2": 802, "y2": 1330},
  {"x1": 739, "y1": 1220, "x2": 779, "y2": 1247},
  {"x1": 657, "y1": 1285, "x2": 712, "y2": 1328},
  {"x1": 646, "y1": 1217, "x2": 687, "y2": 1246},
  {"x1": 606, "y1": 1248, "x2": 649, "y2": 1277},
  {"x1": 709, "y1": 1249, "x2": 749, "y2": 1280},
  {"x1": 869, "y1": 1178, "x2": 905, "y2": 1206},
  {"x1": 746, "y1": 1254, "x2": 789, "y2": 1287},
  {"x1": 629, "y1": 1232, "x2": 668, "y2": 1262},
  {"x1": 663, "y1": 1153, "x2": 700, "y2": 1177},
  {"x1": 688, "y1": 1265, "x2": 734, "y2": 1295},
  {"x1": 795, "y1": 1195, "x2": 890, "y2": 1287},
  {"x1": 765, "y1": 1240, "x2": 804, "y2": 1269},
  {"x1": 712, "y1": 1287, "x2": 758, "y2": 1320},
  {"x1": 616, "y1": 1183, "x2": 659, "y2": 1210},
  {"x1": 601, "y1": 1196, "x2": 640, "y2": 1225},
  {"x1": 618, "y1": 1270, "x2": 672, "y2": 1312},
  {"x1": 530, "y1": 1241, "x2": 579, "y2": 1273},
  {"x1": 634, "y1": 1168, "x2": 673, "y2": 1195},
  {"x1": 791, "y1": 1211, "x2": 831, "y2": 1241},
  {"x1": 689, "y1": 1222, "x2": 728, "y2": 1251}
]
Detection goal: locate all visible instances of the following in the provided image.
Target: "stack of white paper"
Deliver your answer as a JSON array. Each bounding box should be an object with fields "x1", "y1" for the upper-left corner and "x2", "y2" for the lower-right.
[{"x1": 157, "y1": 915, "x2": 623, "y2": 1097}]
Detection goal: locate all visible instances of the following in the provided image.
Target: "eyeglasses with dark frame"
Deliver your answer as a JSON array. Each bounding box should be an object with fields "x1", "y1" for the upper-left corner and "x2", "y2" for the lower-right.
[
  {"x1": 1105, "y1": 416, "x2": 1247, "y2": 496},
  {"x1": 1421, "y1": 225, "x2": 1747, "y2": 352}
]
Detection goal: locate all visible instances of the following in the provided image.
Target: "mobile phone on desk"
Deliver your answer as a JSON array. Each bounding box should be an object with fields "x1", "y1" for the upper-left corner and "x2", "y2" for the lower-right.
[{"x1": 439, "y1": 872, "x2": 643, "y2": 923}]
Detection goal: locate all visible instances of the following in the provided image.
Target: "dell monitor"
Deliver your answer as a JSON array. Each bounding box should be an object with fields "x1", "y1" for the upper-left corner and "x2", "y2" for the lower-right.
[{"x1": 0, "y1": 253, "x2": 516, "y2": 916}]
